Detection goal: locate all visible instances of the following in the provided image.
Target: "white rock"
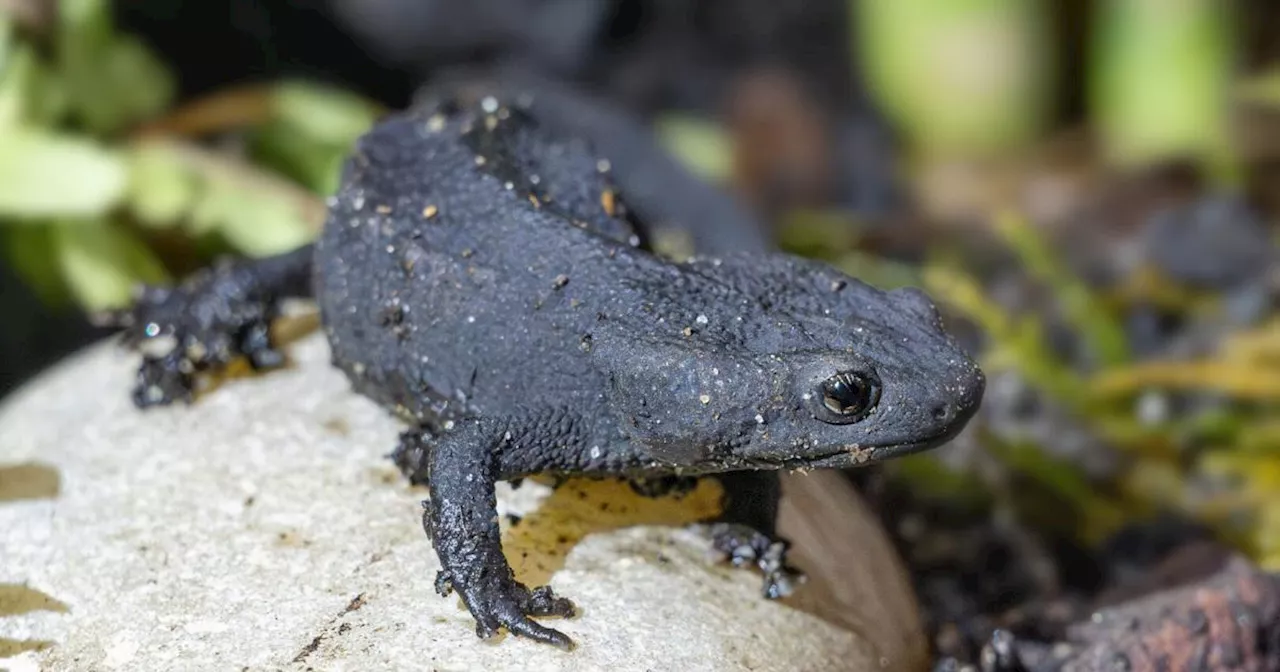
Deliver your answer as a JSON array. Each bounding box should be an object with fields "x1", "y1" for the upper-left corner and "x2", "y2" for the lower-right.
[{"x1": 0, "y1": 333, "x2": 923, "y2": 671}]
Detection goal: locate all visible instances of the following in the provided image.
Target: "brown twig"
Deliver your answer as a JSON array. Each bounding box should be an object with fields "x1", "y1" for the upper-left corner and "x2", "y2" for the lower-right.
[
  {"x1": 0, "y1": 0, "x2": 56, "y2": 32},
  {"x1": 131, "y1": 83, "x2": 277, "y2": 139}
]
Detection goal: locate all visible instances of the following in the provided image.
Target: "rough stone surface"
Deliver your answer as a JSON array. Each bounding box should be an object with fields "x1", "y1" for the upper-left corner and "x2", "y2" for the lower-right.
[{"x1": 0, "y1": 333, "x2": 916, "y2": 671}]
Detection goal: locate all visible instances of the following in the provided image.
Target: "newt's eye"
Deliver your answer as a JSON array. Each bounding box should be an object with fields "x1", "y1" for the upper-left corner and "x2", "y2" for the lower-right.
[{"x1": 815, "y1": 371, "x2": 879, "y2": 424}]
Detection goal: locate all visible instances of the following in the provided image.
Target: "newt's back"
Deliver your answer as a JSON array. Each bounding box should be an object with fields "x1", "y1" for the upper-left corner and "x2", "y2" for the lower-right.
[{"x1": 314, "y1": 99, "x2": 648, "y2": 427}]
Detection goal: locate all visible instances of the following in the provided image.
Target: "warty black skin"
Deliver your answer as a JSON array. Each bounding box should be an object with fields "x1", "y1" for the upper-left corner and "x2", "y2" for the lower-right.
[
  {"x1": 108, "y1": 96, "x2": 985, "y2": 650},
  {"x1": 413, "y1": 64, "x2": 775, "y2": 255}
]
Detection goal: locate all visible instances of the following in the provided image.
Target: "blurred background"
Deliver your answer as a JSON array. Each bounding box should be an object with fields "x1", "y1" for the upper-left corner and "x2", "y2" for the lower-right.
[{"x1": 5, "y1": 0, "x2": 1280, "y2": 665}]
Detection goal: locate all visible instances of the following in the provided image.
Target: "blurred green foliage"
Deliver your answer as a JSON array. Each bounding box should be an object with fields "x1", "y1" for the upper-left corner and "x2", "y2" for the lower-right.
[
  {"x1": 925, "y1": 225, "x2": 1280, "y2": 563},
  {"x1": 653, "y1": 1, "x2": 1280, "y2": 564},
  {"x1": 855, "y1": 0, "x2": 1054, "y2": 159},
  {"x1": 658, "y1": 126, "x2": 1280, "y2": 564},
  {"x1": 853, "y1": 0, "x2": 1235, "y2": 174},
  {"x1": 6, "y1": 0, "x2": 1280, "y2": 571},
  {"x1": 1089, "y1": 0, "x2": 1234, "y2": 175},
  {"x1": 0, "y1": 0, "x2": 379, "y2": 311},
  {"x1": 654, "y1": 115, "x2": 734, "y2": 183}
]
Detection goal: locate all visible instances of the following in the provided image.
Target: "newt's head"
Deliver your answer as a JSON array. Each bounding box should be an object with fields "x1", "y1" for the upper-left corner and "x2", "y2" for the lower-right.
[
  {"x1": 597, "y1": 262, "x2": 985, "y2": 473},
  {"x1": 749, "y1": 285, "x2": 985, "y2": 469}
]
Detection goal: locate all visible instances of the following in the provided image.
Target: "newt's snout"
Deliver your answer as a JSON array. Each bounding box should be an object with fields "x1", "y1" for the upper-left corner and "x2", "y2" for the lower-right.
[{"x1": 929, "y1": 359, "x2": 986, "y2": 442}]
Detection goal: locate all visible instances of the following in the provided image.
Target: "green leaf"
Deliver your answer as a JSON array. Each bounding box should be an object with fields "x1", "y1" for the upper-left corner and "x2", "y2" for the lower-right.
[
  {"x1": 187, "y1": 175, "x2": 315, "y2": 257},
  {"x1": 1090, "y1": 0, "x2": 1233, "y2": 169},
  {"x1": 23, "y1": 55, "x2": 69, "y2": 127},
  {"x1": 0, "y1": 127, "x2": 126, "y2": 217},
  {"x1": 125, "y1": 142, "x2": 196, "y2": 227},
  {"x1": 249, "y1": 119, "x2": 348, "y2": 194},
  {"x1": 654, "y1": 114, "x2": 733, "y2": 182},
  {"x1": 59, "y1": 0, "x2": 110, "y2": 35},
  {"x1": 56, "y1": 0, "x2": 113, "y2": 114},
  {"x1": 2, "y1": 225, "x2": 70, "y2": 306},
  {"x1": 0, "y1": 44, "x2": 69, "y2": 129},
  {"x1": 215, "y1": 196, "x2": 314, "y2": 256},
  {"x1": 98, "y1": 36, "x2": 174, "y2": 126},
  {"x1": 272, "y1": 80, "x2": 378, "y2": 147},
  {"x1": 51, "y1": 220, "x2": 167, "y2": 310},
  {"x1": 57, "y1": 0, "x2": 173, "y2": 134},
  {"x1": 0, "y1": 10, "x2": 10, "y2": 55},
  {"x1": 854, "y1": 0, "x2": 1054, "y2": 157},
  {"x1": 0, "y1": 36, "x2": 28, "y2": 129}
]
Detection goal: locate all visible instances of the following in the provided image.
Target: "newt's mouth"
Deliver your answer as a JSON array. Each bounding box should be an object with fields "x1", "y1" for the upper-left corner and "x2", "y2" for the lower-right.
[{"x1": 780, "y1": 420, "x2": 971, "y2": 471}]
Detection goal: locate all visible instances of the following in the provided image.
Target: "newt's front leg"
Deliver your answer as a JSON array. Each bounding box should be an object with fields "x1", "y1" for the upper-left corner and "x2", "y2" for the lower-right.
[
  {"x1": 416, "y1": 415, "x2": 583, "y2": 648},
  {"x1": 626, "y1": 470, "x2": 804, "y2": 599},
  {"x1": 102, "y1": 245, "x2": 315, "y2": 407},
  {"x1": 703, "y1": 471, "x2": 803, "y2": 599}
]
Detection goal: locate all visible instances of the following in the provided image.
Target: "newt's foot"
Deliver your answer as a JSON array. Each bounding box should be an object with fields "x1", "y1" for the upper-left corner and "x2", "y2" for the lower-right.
[
  {"x1": 708, "y1": 522, "x2": 806, "y2": 599},
  {"x1": 434, "y1": 569, "x2": 578, "y2": 649},
  {"x1": 99, "y1": 262, "x2": 288, "y2": 408},
  {"x1": 391, "y1": 427, "x2": 436, "y2": 486},
  {"x1": 132, "y1": 350, "x2": 196, "y2": 407}
]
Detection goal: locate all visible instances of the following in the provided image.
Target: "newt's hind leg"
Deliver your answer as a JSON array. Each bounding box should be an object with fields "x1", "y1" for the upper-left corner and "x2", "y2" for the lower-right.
[
  {"x1": 391, "y1": 425, "x2": 439, "y2": 486},
  {"x1": 101, "y1": 245, "x2": 315, "y2": 408}
]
